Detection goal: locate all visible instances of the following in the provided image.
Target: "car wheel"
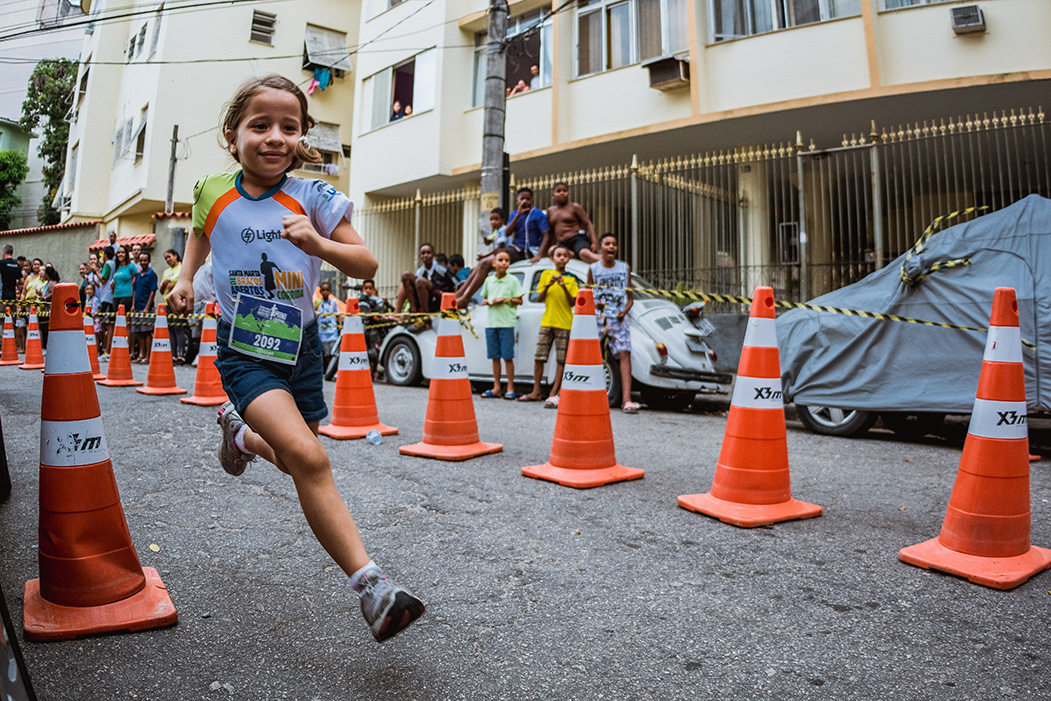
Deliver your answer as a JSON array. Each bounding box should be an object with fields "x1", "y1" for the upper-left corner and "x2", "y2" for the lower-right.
[
  {"x1": 603, "y1": 352, "x2": 622, "y2": 408},
  {"x1": 796, "y1": 404, "x2": 877, "y2": 437},
  {"x1": 640, "y1": 387, "x2": 694, "y2": 412},
  {"x1": 880, "y1": 412, "x2": 946, "y2": 439},
  {"x1": 383, "y1": 338, "x2": 423, "y2": 386}
]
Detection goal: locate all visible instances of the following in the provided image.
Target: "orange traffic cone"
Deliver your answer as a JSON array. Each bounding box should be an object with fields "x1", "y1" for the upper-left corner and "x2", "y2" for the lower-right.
[
  {"x1": 19, "y1": 306, "x2": 45, "y2": 370},
  {"x1": 98, "y1": 305, "x2": 142, "y2": 387},
  {"x1": 899, "y1": 287, "x2": 1051, "y2": 589},
  {"x1": 137, "y1": 305, "x2": 186, "y2": 396},
  {"x1": 0, "y1": 307, "x2": 20, "y2": 365},
  {"x1": 319, "y1": 298, "x2": 397, "y2": 440},
  {"x1": 678, "y1": 287, "x2": 821, "y2": 527},
  {"x1": 522, "y1": 289, "x2": 644, "y2": 488},
  {"x1": 181, "y1": 302, "x2": 228, "y2": 406},
  {"x1": 400, "y1": 293, "x2": 502, "y2": 461},
  {"x1": 23, "y1": 283, "x2": 177, "y2": 641},
  {"x1": 84, "y1": 310, "x2": 105, "y2": 381}
]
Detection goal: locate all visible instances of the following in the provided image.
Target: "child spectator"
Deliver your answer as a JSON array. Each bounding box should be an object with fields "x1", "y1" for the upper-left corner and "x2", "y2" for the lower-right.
[
  {"x1": 434, "y1": 252, "x2": 449, "y2": 269},
  {"x1": 518, "y1": 244, "x2": 578, "y2": 406},
  {"x1": 160, "y1": 249, "x2": 188, "y2": 364},
  {"x1": 131, "y1": 252, "x2": 158, "y2": 364},
  {"x1": 587, "y1": 233, "x2": 638, "y2": 413},
  {"x1": 547, "y1": 182, "x2": 599, "y2": 263},
  {"x1": 478, "y1": 207, "x2": 507, "y2": 257},
  {"x1": 315, "y1": 281, "x2": 341, "y2": 380},
  {"x1": 479, "y1": 249, "x2": 523, "y2": 399},
  {"x1": 448, "y1": 254, "x2": 469, "y2": 284},
  {"x1": 358, "y1": 278, "x2": 392, "y2": 377},
  {"x1": 395, "y1": 242, "x2": 456, "y2": 321}
]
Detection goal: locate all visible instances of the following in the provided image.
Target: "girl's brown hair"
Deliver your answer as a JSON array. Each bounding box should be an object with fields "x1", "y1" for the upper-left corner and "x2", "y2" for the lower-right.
[{"x1": 219, "y1": 74, "x2": 322, "y2": 173}]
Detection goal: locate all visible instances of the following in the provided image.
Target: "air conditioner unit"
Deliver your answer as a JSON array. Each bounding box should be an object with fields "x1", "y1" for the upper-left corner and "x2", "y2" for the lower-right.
[
  {"x1": 641, "y1": 55, "x2": 689, "y2": 92},
  {"x1": 950, "y1": 5, "x2": 985, "y2": 35}
]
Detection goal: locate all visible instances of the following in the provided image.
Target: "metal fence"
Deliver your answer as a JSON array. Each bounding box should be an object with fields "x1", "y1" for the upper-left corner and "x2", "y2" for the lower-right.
[{"x1": 353, "y1": 106, "x2": 1051, "y2": 305}]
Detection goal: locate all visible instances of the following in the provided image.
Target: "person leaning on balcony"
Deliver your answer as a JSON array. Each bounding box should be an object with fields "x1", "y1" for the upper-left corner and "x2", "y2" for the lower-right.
[{"x1": 390, "y1": 100, "x2": 405, "y2": 121}]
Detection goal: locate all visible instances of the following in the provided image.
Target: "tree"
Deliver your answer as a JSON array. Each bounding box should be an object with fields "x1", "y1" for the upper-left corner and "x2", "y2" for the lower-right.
[
  {"x1": 0, "y1": 150, "x2": 30, "y2": 230},
  {"x1": 20, "y1": 58, "x2": 76, "y2": 226}
]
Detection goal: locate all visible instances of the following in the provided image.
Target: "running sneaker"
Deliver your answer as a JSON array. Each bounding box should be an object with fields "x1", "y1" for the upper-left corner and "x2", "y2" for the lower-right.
[
  {"x1": 217, "y1": 401, "x2": 255, "y2": 476},
  {"x1": 357, "y1": 570, "x2": 426, "y2": 642}
]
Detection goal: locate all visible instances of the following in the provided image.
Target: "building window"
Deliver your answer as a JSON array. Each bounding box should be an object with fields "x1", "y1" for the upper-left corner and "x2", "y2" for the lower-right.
[
  {"x1": 883, "y1": 0, "x2": 951, "y2": 8},
  {"x1": 250, "y1": 10, "x2": 277, "y2": 45},
  {"x1": 134, "y1": 106, "x2": 148, "y2": 164},
  {"x1": 709, "y1": 0, "x2": 861, "y2": 42},
  {"x1": 77, "y1": 66, "x2": 89, "y2": 104},
  {"x1": 473, "y1": 8, "x2": 553, "y2": 107},
  {"x1": 149, "y1": 4, "x2": 163, "y2": 56},
  {"x1": 301, "y1": 122, "x2": 343, "y2": 175},
  {"x1": 365, "y1": 48, "x2": 436, "y2": 130},
  {"x1": 68, "y1": 143, "x2": 78, "y2": 194},
  {"x1": 136, "y1": 23, "x2": 147, "y2": 56},
  {"x1": 303, "y1": 24, "x2": 352, "y2": 77},
  {"x1": 575, "y1": 0, "x2": 688, "y2": 77}
]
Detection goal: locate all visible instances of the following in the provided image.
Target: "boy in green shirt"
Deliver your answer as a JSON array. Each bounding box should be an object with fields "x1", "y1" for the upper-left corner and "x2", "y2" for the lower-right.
[
  {"x1": 479, "y1": 249, "x2": 524, "y2": 399},
  {"x1": 519, "y1": 244, "x2": 577, "y2": 407}
]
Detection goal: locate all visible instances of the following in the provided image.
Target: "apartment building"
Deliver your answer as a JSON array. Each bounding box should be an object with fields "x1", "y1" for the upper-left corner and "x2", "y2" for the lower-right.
[
  {"x1": 348, "y1": 0, "x2": 1051, "y2": 299},
  {"x1": 60, "y1": 0, "x2": 359, "y2": 252},
  {"x1": 1, "y1": 0, "x2": 83, "y2": 230}
]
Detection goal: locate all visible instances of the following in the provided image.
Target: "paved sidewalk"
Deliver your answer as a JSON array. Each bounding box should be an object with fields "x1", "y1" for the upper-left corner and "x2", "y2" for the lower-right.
[{"x1": 1, "y1": 364, "x2": 1049, "y2": 699}]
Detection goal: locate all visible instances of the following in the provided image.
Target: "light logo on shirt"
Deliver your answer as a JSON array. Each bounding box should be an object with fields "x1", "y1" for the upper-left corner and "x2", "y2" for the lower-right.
[{"x1": 240, "y1": 227, "x2": 282, "y2": 244}]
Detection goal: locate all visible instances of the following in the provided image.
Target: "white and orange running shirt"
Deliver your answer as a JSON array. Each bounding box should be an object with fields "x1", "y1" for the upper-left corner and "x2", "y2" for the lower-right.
[{"x1": 191, "y1": 172, "x2": 352, "y2": 324}]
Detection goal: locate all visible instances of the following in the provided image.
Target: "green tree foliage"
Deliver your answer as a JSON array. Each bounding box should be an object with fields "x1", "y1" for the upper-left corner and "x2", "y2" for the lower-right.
[
  {"x1": 0, "y1": 150, "x2": 30, "y2": 230},
  {"x1": 20, "y1": 58, "x2": 77, "y2": 226}
]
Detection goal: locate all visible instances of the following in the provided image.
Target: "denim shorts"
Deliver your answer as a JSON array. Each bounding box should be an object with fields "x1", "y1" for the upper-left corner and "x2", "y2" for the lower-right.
[
  {"x1": 215, "y1": 318, "x2": 328, "y2": 424},
  {"x1": 485, "y1": 327, "x2": 515, "y2": 360}
]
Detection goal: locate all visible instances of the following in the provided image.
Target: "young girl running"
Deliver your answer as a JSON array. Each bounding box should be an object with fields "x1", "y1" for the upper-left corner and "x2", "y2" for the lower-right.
[{"x1": 167, "y1": 75, "x2": 424, "y2": 642}]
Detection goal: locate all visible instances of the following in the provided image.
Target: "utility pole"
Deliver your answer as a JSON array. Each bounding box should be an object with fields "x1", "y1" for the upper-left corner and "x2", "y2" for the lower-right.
[
  {"x1": 479, "y1": 0, "x2": 509, "y2": 239},
  {"x1": 165, "y1": 124, "x2": 178, "y2": 213}
]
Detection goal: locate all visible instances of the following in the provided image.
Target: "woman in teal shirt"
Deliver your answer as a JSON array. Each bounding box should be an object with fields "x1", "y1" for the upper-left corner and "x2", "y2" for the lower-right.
[{"x1": 111, "y1": 246, "x2": 136, "y2": 310}]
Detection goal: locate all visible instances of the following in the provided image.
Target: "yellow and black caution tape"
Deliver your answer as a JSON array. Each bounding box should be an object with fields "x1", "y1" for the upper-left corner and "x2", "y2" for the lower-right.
[{"x1": 900, "y1": 205, "x2": 988, "y2": 285}]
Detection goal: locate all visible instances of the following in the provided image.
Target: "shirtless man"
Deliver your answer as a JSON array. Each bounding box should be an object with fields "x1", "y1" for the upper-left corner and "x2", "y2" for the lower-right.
[{"x1": 546, "y1": 182, "x2": 599, "y2": 264}]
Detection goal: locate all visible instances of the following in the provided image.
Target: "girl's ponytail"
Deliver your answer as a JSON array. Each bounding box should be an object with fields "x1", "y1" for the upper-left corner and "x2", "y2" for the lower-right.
[{"x1": 293, "y1": 134, "x2": 323, "y2": 172}]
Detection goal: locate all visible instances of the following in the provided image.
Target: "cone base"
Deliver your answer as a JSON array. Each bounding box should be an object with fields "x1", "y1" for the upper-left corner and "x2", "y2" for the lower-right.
[
  {"x1": 97, "y1": 379, "x2": 144, "y2": 387},
  {"x1": 677, "y1": 492, "x2": 822, "y2": 528},
  {"x1": 400, "y1": 440, "x2": 502, "y2": 461},
  {"x1": 522, "y1": 462, "x2": 644, "y2": 489},
  {"x1": 899, "y1": 537, "x2": 1051, "y2": 590},
  {"x1": 19, "y1": 363, "x2": 45, "y2": 370},
  {"x1": 136, "y1": 385, "x2": 187, "y2": 395},
  {"x1": 23, "y1": 567, "x2": 178, "y2": 641},
  {"x1": 319, "y1": 422, "x2": 399, "y2": 440},
  {"x1": 180, "y1": 393, "x2": 228, "y2": 406},
  {"x1": 0, "y1": 358, "x2": 22, "y2": 365},
  {"x1": 91, "y1": 372, "x2": 107, "y2": 380}
]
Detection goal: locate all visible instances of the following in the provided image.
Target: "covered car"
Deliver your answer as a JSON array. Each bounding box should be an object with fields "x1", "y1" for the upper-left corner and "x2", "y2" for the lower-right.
[{"x1": 777, "y1": 194, "x2": 1051, "y2": 436}]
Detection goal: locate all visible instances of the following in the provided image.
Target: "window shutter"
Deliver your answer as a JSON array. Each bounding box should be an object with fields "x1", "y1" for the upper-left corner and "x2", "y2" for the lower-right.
[
  {"x1": 304, "y1": 24, "x2": 352, "y2": 72},
  {"x1": 411, "y1": 49, "x2": 436, "y2": 113},
  {"x1": 306, "y1": 122, "x2": 341, "y2": 153}
]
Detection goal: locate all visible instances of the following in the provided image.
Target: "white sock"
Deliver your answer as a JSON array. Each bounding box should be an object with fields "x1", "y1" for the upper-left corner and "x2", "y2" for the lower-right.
[
  {"x1": 233, "y1": 425, "x2": 249, "y2": 454},
  {"x1": 348, "y1": 560, "x2": 383, "y2": 596}
]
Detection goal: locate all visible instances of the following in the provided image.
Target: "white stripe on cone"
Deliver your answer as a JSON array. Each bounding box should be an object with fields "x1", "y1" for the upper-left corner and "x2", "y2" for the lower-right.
[
  {"x1": 338, "y1": 351, "x2": 370, "y2": 371},
  {"x1": 341, "y1": 316, "x2": 364, "y2": 335},
  {"x1": 436, "y1": 317, "x2": 460, "y2": 337},
  {"x1": 561, "y1": 364, "x2": 606, "y2": 392},
  {"x1": 111, "y1": 336, "x2": 129, "y2": 349},
  {"x1": 742, "y1": 317, "x2": 778, "y2": 349},
  {"x1": 967, "y1": 398, "x2": 1028, "y2": 440},
  {"x1": 730, "y1": 375, "x2": 784, "y2": 409},
  {"x1": 152, "y1": 338, "x2": 170, "y2": 353},
  {"x1": 431, "y1": 357, "x2": 469, "y2": 380},
  {"x1": 200, "y1": 341, "x2": 217, "y2": 356},
  {"x1": 983, "y1": 325, "x2": 1023, "y2": 363},
  {"x1": 43, "y1": 329, "x2": 91, "y2": 376},
  {"x1": 571, "y1": 314, "x2": 600, "y2": 340},
  {"x1": 40, "y1": 417, "x2": 109, "y2": 467}
]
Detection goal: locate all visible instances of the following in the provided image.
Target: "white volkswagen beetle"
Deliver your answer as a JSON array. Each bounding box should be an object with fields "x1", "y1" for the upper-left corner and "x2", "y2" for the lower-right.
[{"x1": 378, "y1": 259, "x2": 731, "y2": 410}]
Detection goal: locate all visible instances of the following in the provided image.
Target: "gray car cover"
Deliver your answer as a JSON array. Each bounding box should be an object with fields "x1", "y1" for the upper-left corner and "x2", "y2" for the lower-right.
[{"x1": 777, "y1": 194, "x2": 1051, "y2": 413}]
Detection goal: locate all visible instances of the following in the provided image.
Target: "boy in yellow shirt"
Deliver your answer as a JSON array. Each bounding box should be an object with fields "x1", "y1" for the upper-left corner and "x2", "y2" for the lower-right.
[{"x1": 519, "y1": 244, "x2": 578, "y2": 407}]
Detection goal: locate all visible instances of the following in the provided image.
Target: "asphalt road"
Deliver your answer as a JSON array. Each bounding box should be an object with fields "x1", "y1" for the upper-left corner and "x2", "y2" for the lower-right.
[{"x1": 2, "y1": 363, "x2": 1050, "y2": 700}]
